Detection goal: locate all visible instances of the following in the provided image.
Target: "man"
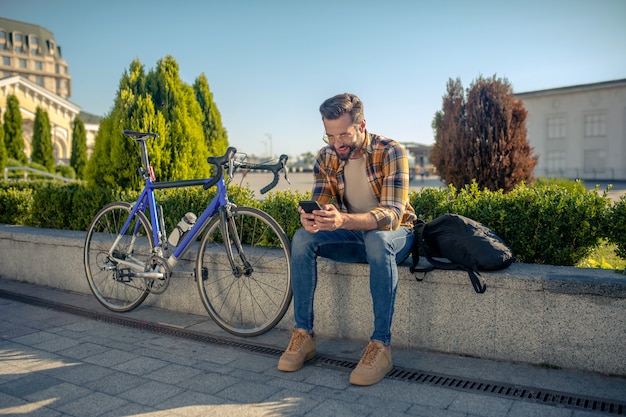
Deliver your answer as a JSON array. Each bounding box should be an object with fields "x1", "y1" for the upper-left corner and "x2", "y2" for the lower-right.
[{"x1": 278, "y1": 93, "x2": 417, "y2": 386}]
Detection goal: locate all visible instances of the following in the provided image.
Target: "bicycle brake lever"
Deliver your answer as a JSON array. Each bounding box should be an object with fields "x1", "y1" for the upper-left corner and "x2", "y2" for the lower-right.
[
  {"x1": 228, "y1": 158, "x2": 234, "y2": 178},
  {"x1": 280, "y1": 155, "x2": 291, "y2": 184}
]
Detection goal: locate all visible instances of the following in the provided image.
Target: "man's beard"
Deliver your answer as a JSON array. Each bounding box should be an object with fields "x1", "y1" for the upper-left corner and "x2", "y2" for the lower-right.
[{"x1": 332, "y1": 143, "x2": 357, "y2": 161}]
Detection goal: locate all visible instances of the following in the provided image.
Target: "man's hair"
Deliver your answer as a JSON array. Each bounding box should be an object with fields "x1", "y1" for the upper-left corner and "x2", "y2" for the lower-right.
[{"x1": 319, "y1": 93, "x2": 364, "y2": 125}]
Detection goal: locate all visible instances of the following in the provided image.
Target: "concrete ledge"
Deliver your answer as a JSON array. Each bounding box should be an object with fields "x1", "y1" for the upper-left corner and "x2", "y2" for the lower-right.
[{"x1": 1, "y1": 224, "x2": 624, "y2": 376}]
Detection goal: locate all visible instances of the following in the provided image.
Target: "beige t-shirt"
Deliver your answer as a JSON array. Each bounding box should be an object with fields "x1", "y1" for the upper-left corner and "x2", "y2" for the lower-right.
[{"x1": 343, "y1": 155, "x2": 378, "y2": 214}]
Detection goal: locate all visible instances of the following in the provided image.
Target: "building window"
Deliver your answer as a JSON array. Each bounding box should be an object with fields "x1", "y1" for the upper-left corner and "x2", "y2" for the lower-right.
[
  {"x1": 2, "y1": 56, "x2": 10, "y2": 66},
  {"x1": 0, "y1": 30, "x2": 6, "y2": 41},
  {"x1": 35, "y1": 61, "x2": 43, "y2": 70},
  {"x1": 35, "y1": 75, "x2": 44, "y2": 86},
  {"x1": 546, "y1": 151, "x2": 566, "y2": 174},
  {"x1": 547, "y1": 116, "x2": 566, "y2": 139},
  {"x1": 19, "y1": 58, "x2": 27, "y2": 68},
  {"x1": 13, "y1": 33, "x2": 25, "y2": 54},
  {"x1": 584, "y1": 113, "x2": 607, "y2": 137},
  {"x1": 30, "y1": 36, "x2": 40, "y2": 55},
  {"x1": 584, "y1": 149, "x2": 607, "y2": 175}
]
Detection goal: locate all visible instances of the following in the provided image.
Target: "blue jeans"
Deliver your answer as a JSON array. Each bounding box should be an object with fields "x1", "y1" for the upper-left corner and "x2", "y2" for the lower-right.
[{"x1": 290, "y1": 226, "x2": 414, "y2": 345}]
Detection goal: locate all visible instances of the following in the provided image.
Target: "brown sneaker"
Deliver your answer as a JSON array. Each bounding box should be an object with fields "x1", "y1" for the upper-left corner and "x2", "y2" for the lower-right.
[
  {"x1": 277, "y1": 328, "x2": 316, "y2": 372},
  {"x1": 349, "y1": 340, "x2": 393, "y2": 386}
]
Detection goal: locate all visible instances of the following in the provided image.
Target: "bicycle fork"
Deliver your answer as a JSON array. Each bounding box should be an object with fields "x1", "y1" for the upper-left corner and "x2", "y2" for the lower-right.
[{"x1": 219, "y1": 205, "x2": 253, "y2": 277}]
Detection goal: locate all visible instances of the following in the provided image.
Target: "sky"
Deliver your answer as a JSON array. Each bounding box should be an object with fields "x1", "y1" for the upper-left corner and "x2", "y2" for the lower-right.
[{"x1": 2, "y1": 0, "x2": 625, "y2": 159}]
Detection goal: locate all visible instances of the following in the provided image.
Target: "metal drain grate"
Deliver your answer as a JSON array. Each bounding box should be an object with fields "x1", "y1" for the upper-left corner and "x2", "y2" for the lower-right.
[
  {"x1": 385, "y1": 367, "x2": 625, "y2": 415},
  {"x1": 1, "y1": 289, "x2": 624, "y2": 415}
]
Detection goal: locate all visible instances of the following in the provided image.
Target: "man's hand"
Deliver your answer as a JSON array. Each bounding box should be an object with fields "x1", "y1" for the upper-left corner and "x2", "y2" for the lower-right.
[{"x1": 299, "y1": 204, "x2": 343, "y2": 233}]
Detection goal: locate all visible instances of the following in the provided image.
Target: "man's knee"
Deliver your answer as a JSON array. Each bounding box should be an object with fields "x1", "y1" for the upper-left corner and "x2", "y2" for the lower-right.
[
  {"x1": 291, "y1": 228, "x2": 315, "y2": 254},
  {"x1": 363, "y1": 230, "x2": 393, "y2": 253}
]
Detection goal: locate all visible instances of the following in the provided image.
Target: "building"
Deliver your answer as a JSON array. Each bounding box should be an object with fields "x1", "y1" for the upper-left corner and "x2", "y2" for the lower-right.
[
  {"x1": 0, "y1": 74, "x2": 80, "y2": 162},
  {"x1": 406, "y1": 79, "x2": 626, "y2": 182},
  {"x1": 0, "y1": 17, "x2": 99, "y2": 165},
  {"x1": 0, "y1": 17, "x2": 70, "y2": 98},
  {"x1": 516, "y1": 79, "x2": 626, "y2": 181},
  {"x1": 401, "y1": 142, "x2": 434, "y2": 177}
]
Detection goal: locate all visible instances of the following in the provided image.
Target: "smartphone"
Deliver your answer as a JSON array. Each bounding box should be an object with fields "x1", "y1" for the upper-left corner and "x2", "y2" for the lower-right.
[{"x1": 299, "y1": 200, "x2": 322, "y2": 213}]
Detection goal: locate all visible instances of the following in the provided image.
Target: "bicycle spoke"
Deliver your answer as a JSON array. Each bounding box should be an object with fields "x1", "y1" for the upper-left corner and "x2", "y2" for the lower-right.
[
  {"x1": 197, "y1": 206, "x2": 291, "y2": 336},
  {"x1": 84, "y1": 203, "x2": 153, "y2": 312}
]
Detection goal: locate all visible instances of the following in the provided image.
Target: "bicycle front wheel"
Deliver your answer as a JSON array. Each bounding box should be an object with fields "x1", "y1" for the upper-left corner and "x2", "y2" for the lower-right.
[
  {"x1": 84, "y1": 202, "x2": 154, "y2": 312},
  {"x1": 197, "y1": 206, "x2": 292, "y2": 337}
]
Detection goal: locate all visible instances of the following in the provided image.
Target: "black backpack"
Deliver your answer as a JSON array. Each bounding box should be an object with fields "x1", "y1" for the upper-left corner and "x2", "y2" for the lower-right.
[{"x1": 410, "y1": 214, "x2": 514, "y2": 293}]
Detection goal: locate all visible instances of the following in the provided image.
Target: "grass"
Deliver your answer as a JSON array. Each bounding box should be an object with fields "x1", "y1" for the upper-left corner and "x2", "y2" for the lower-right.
[{"x1": 577, "y1": 240, "x2": 626, "y2": 272}]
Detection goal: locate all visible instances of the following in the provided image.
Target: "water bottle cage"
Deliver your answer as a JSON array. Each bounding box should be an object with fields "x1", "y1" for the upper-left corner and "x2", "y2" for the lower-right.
[{"x1": 174, "y1": 226, "x2": 186, "y2": 245}]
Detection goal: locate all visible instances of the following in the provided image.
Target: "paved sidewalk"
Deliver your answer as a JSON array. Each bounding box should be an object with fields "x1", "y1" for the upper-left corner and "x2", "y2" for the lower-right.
[{"x1": 0, "y1": 279, "x2": 624, "y2": 417}]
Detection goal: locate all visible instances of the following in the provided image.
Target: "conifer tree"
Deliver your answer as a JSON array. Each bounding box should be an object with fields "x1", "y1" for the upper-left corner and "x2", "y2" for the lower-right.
[
  {"x1": 431, "y1": 75, "x2": 538, "y2": 192},
  {"x1": 70, "y1": 117, "x2": 88, "y2": 179},
  {"x1": 31, "y1": 107, "x2": 55, "y2": 172},
  {"x1": 3, "y1": 95, "x2": 27, "y2": 163},
  {"x1": 86, "y1": 56, "x2": 209, "y2": 189},
  {"x1": 86, "y1": 59, "x2": 159, "y2": 189},
  {"x1": 85, "y1": 115, "x2": 117, "y2": 187},
  {"x1": 111, "y1": 60, "x2": 154, "y2": 189},
  {"x1": 146, "y1": 55, "x2": 208, "y2": 181},
  {"x1": 193, "y1": 73, "x2": 228, "y2": 158}
]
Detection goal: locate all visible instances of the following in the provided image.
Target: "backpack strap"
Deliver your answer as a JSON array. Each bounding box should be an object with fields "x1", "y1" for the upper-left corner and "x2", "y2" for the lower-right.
[
  {"x1": 409, "y1": 220, "x2": 428, "y2": 281},
  {"x1": 467, "y1": 270, "x2": 487, "y2": 294},
  {"x1": 411, "y1": 224, "x2": 487, "y2": 293}
]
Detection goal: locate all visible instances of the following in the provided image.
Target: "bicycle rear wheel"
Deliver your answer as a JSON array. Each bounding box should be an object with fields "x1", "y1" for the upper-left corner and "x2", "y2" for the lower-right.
[
  {"x1": 84, "y1": 202, "x2": 153, "y2": 312},
  {"x1": 196, "y1": 206, "x2": 292, "y2": 337}
]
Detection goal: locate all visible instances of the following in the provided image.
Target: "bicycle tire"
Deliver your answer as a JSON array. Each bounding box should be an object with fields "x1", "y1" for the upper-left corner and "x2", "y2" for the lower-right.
[
  {"x1": 84, "y1": 202, "x2": 153, "y2": 312},
  {"x1": 196, "y1": 206, "x2": 292, "y2": 337}
]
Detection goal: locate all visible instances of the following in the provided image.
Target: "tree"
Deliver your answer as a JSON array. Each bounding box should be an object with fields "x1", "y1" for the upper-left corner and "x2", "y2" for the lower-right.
[
  {"x1": 31, "y1": 107, "x2": 55, "y2": 172},
  {"x1": 85, "y1": 114, "x2": 118, "y2": 188},
  {"x1": 300, "y1": 151, "x2": 316, "y2": 165},
  {"x1": 193, "y1": 73, "x2": 228, "y2": 158},
  {"x1": 146, "y1": 55, "x2": 208, "y2": 181},
  {"x1": 70, "y1": 117, "x2": 88, "y2": 179},
  {"x1": 86, "y1": 56, "x2": 210, "y2": 189},
  {"x1": 3, "y1": 95, "x2": 27, "y2": 163},
  {"x1": 85, "y1": 59, "x2": 157, "y2": 189},
  {"x1": 431, "y1": 75, "x2": 537, "y2": 192}
]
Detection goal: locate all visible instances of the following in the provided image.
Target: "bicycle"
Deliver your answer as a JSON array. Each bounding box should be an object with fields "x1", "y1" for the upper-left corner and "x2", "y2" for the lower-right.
[{"x1": 84, "y1": 130, "x2": 292, "y2": 337}]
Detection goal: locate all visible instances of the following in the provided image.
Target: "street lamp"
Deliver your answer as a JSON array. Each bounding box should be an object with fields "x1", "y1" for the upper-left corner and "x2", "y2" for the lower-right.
[{"x1": 265, "y1": 133, "x2": 273, "y2": 159}]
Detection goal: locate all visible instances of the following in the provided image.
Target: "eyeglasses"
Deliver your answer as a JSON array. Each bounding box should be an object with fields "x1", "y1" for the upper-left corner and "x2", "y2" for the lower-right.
[{"x1": 322, "y1": 127, "x2": 357, "y2": 144}]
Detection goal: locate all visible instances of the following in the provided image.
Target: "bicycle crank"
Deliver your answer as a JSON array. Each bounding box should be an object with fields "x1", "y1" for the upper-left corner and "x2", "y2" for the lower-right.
[{"x1": 145, "y1": 255, "x2": 171, "y2": 294}]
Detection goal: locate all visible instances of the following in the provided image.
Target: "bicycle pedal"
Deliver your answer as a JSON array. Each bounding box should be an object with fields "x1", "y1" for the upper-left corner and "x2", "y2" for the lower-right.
[{"x1": 116, "y1": 268, "x2": 133, "y2": 282}]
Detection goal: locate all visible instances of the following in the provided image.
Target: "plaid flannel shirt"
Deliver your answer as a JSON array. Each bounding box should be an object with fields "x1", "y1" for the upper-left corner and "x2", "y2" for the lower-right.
[{"x1": 312, "y1": 132, "x2": 417, "y2": 230}]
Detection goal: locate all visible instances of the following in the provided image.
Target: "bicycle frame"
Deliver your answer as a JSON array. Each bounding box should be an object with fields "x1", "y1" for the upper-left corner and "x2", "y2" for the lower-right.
[
  {"x1": 108, "y1": 132, "x2": 287, "y2": 282},
  {"x1": 112, "y1": 175, "x2": 228, "y2": 277},
  {"x1": 85, "y1": 130, "x2": 293, "y2": 334}
]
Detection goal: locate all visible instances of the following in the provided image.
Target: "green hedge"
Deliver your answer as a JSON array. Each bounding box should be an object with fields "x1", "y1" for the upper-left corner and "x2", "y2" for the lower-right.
[
  {"x1": 1, "y1": 179, "x2": 624, "y2": 267},
  {"x1": 606, "y1": 194, "x2": 626, "y2": 260},
  {"x1": 410, "y1": 182, "x2": 610, "y2": 265}
]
